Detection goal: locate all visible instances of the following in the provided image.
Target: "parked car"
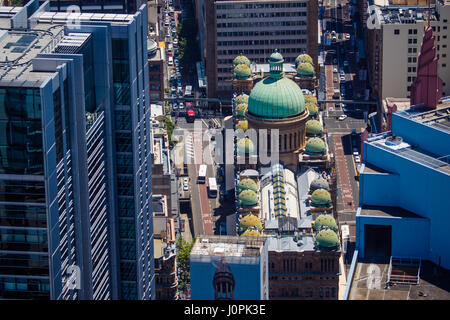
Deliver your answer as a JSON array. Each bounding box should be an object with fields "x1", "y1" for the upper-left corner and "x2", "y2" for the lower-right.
[
  {"x1": 354, "y1": 155, "x2": 361, "y2": 163},
  {"x1": 338, "y1": 115, "x2": 347, "y2": 121},
  {"x1": 353, "y1": 147, "x2": 359, "y2": 156},
  {"x1": 183, "y1": 183, "x2": 189, "y2": 191},
  {"x1": 343, "y1": 60, "x2": 349, "y2": 67}
]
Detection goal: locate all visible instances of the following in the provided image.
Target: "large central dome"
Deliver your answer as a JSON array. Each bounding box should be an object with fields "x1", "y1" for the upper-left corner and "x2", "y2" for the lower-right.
[{"x1": 248, "y1": 50, "x2": 306, "y2": 119}]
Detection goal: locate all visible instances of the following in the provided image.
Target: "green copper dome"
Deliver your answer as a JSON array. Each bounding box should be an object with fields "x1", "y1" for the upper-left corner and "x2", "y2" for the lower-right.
[
  {"x1": 236, "y1": 120, "x2": 248, "y2": 131},
  {"x1": 306, "y1": 120, "x2": 323, "y2": 137},
  {"x1": 306, "y1": 103, "x2": 319, "y2": 118},
  {"x1": 311, "y1": 188, "x2": 332, "y2": 207},
  {"x1": 295, "y1": 54, "x2": 313, "y2": 67},
  {"x1": 269, "y1": 49, "x2": 284, "y2": 63},
  {"x1": 297, "y1": 62, "x2": 315, "y2": 78},
  {"x1": 304, "y1": 94, "x2": 317, "y2": 105},
  {"x1": 241, "y1": 229, "x2": 261, "y2": 237},
  {"x1": 234, "y1": 64, "x2": 251, "y2": 80},
  {"x1": 247, "y1": 49, "x2": 306, "y2": 118},
  {"x1": 310, "y1": 176, "x2": 330, "y2": 192},
  {"x1": 314, "y1": 214, "x2": 338, "y2": 232},
  {"x1": 238, "y1": 178, "x2": 258, "y2": 192},
  {"x1": 234, "y1": 103, "x2": 248, "y2": 118},
  {"x1": 248, "y1": 77, "x2": 306, "y2": 118},
  {"x1": 235, "y1": 94, "x2": 249, "y2": 105},
  {"x1": 238, "y1": 190, "x2": 258, "y2": 208},
  {"x1": 239, "y1": 214, "x2": 262, "y2": 234},
  {"x1": 315, "y1": 229, "x2": 339, "y2": 249},
  {"x1": 233, "y1": 55, "x2": 251, "y2": 67},
  {"x1": 305, "y1": 137, "x2": 326, "y2": 155},
  {"x1": 236, "y1": 137, "x2": 255, "y2": 154}
]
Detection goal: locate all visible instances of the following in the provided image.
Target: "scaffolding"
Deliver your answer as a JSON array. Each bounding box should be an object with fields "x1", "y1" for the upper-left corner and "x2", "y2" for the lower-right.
[{"x1": 387, "y1": 256, "x2": 422, "y2": 285}]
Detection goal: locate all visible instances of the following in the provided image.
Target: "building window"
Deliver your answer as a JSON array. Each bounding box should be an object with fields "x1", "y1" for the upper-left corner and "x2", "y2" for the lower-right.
[{"x1": 394, "y1": 29, "x2": 400, "y2": 35}]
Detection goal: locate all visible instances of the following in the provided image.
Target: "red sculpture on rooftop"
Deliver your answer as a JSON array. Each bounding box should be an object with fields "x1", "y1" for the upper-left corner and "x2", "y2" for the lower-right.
[{"x1": 410, "y1": 4, "x2": 443, "y2": 109}]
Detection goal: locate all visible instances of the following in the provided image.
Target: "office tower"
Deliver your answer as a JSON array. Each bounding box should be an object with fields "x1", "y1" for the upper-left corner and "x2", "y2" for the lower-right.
[
  {"x1": 0, "y1": 0, "x2": 153, "y2": 299},
  {"x1": 194, "y1": 0, "x2": 318, "y2": 98},
  {"x1": 366, "y1": 1, "x2": 450, "y2": 101},
  {"x1": 190, "y1": 235, "x2": 269, "y2": 300}
]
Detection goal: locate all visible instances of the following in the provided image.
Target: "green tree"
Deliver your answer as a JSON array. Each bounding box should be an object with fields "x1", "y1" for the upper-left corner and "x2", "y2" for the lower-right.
[{"x1": 176, "y1": 237, "x2": 195, "y2": 293}]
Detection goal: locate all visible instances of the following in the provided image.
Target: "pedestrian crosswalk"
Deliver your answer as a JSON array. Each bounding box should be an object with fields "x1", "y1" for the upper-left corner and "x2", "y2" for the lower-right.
[
  {"x1": 211, "y1": 118, "x2": 221, "y2": 128},
  {"x1": 185, "y1": 133, "x2": 194, "y2": 161}
]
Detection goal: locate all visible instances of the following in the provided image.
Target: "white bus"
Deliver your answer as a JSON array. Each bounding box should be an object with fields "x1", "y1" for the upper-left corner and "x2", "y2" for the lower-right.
[
  {"x1": 198, "y1": 164, "x2": 207, "y2": 184},
  {"x1": 207, "y1": 177, "x2": 218, "y2": 198},
  {"x1": 184, "y1": 85, "x2": 193, "y2": 97}
]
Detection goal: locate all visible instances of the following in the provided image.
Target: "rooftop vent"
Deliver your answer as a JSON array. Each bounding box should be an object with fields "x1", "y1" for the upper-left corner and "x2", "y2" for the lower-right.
[{"x1": 385, "y1": 135, "x2": 403, "y2": 146}]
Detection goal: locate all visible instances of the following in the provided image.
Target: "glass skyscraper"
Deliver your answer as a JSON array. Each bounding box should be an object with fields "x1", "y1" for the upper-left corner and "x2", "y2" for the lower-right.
[{"x1": 0, "y1": 0, "x2": 153, "y2": 300}]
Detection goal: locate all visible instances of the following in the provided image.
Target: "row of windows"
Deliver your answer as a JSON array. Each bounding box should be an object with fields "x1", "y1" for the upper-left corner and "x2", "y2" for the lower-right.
[
  {"x1": 0, "y1": 277, "x2": 50, "y2": 293},
  {"x1": 216, "y1": 2, "x2": 307, "y2": 10},
  {"x1": 0, "y1": 180, "x2": 45, "y2": 203},
  {"x1": 218, "y1": 49, "x2": 299, "y2": 59},
  {"x1": 217, "y1": 20, "x2": 306, "y2": 28},
  {"x1": 274, "y1": 287, "x2": 336, "y2": 298},
  {"x1": 0, "y1": 229, "x2": 47, "y2": 244},
  {"x1": 218, "y1": 38, "x2": 306, "y2": 47},
  {"x1": 217, "y1": 11, "x2": 306, "y2": 20},
  {"x1": 218, "y1": 29, "x2": 306, "y2": 37}
]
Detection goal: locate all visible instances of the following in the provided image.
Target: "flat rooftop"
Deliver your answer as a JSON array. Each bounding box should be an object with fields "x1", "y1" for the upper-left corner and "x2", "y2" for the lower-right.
[
  {"x1": 371, "y1": 136, "x2": 450, "y2": 174},
  {"x1": 267, "y1": 235, "x2": 315, "y2": 252},
  {"x1": 360, "y1": 205, "x2": 423, "y2": 219},
  {"x1": 378, "y1": 4, "x2": 437, "y2": 24},
  {"x1": 191, "y1": 235, "x2": 265, "y2": 258},
  {"x1": 398, "y1": 102, "x2": 450, "y2": 134},
  {"x1": 349, "y1": 258, "x2": 450, "y2": 300}
]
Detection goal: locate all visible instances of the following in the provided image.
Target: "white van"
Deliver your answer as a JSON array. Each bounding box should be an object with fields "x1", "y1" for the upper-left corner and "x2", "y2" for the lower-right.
[{"x1": 168, "y1": 57, "x2": 173, "y2": 66}]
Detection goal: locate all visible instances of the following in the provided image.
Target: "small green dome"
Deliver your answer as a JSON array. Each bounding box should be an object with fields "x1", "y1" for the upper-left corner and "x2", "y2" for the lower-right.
[
  {"x1": 238, "y1": 190, "x2": 258, "y2": 208},
  {"x1": 235, "y1": 94, "x2": 249, "y2": 105},
  {"x1": 295, "y1": 54, "x2": 313, "y2": 67},
  {"x1": 304, "y1": 94, "x2": 317, "y2": 105},
  {"x1": 305, "y1": 137, "x2": 326, "y2": 156},
  {"x1": 269, "y1": 49, "x2": 284, "y2": 63},
  {"x1": 306, "y1": 120, "x2": 323, "y2": 137},
  {"x1": 234, "y1": 64, "x2": 251, "y2": 80},
  {"x1": 297, "y1": 62, "x2": 315, "y2": 78},
  {"x1": 236, "y1": 120, "x2": 248, "y2": 131},
  {"x1": 236, "y1": 137, "x2": 255, "y2": 154},
  {"x1": 239, "y1": 214, "x2": 262, "y2": 230},
  {"x1": 234, "y1": 103, "x2": 248, "y2": 118},
  {"x1": 310, "y1": 176, "x2": 330, "y2": 192},
  {"x1": 241, "y1": 229, "x2": 261, "y2": 237},
  {"x1": 306, "y1": 103, "x2": 319, "y2": 118},
  {"x1": 233, "y1": 55, "x2": 251, "y2": 67},
  {"x1": 314, "y1": 214, "x2": 337, "y2": 232},
  {"x1": 311, "y1": 188, "x2": 332, "y2": 207},
  {"x1": 316, "y1": 229, "x2": 339, "y2": 248},
  {"x1": 238, "y1": 178, "x2": 258, "y2": 192}
]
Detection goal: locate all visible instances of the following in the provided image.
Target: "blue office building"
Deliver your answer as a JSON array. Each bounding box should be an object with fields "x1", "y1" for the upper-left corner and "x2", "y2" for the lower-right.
[
  {"x1": 190, "y1": 236, "x2": 269, "y2": 300},
  {"x1": 0, "y1": 0, "x2": 153, "y2": 299},
  {"x1": 356, "y1": 104, "x2": 450, "y2": 269}
]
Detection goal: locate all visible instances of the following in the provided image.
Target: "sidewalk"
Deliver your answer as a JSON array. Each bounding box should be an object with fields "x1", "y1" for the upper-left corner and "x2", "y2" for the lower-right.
[{"x1": 338, "y1": 253, "x2": 348, "y2": 300}]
